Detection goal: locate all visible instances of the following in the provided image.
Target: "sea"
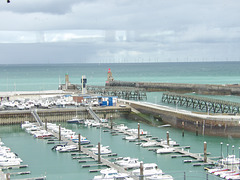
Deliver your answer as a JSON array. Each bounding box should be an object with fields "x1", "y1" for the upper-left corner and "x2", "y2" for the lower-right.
[{"x1": 1, "y1": 61, "x2": 240, "y2": 180}]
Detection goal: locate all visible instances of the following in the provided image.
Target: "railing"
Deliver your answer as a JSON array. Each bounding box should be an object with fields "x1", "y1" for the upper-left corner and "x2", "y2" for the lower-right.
[{"x1": 31, "y1": 109, "x2": 43, "y2": 126}]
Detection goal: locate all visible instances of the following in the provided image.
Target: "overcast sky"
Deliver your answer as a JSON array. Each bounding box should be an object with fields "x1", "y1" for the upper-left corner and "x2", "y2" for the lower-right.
[{"x1": 0, "y1": 0, "x2": 240, "y2": 64}]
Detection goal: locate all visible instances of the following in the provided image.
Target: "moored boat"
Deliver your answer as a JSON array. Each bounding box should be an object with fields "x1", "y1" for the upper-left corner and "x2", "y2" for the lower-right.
[
  {"x1": 93, "y1": 168, "x2": 133, "y2": 180},
  {"x1": 156, "y1": 147, "x2": 175, "y2": 154}
]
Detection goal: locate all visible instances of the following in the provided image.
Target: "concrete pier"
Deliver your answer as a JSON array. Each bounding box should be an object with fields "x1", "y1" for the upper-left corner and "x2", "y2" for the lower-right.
[{"x1": 120, "y1": 99, "x2": 240, "y2": 137}]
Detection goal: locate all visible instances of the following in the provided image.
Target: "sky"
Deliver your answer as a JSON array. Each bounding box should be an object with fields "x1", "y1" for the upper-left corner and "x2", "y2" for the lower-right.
[{"x1": 0, "y1": 0, "x2": 240, "y2": 64}]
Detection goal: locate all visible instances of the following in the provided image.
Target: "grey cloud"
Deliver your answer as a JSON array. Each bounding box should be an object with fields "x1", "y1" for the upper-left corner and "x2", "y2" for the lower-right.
[{"x1": 0, "y1": 0, "x2": 240, "y2": 64}]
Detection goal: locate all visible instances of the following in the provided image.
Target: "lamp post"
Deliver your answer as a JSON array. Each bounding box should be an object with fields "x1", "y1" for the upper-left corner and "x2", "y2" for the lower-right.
[
  {"x1": 227, "y1": 144, "x2": 229, "y2": 169},
  {"x1": 220, "y1": 142, "x2": 223, "y2": 159}
]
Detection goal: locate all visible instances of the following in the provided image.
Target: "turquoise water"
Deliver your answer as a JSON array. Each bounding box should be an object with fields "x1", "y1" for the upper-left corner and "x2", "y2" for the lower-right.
[
  {"x1": 0, "y1": 119, "x2": 232, "y2": 180},
  {"x1": 0, "y1": 62, "x2": 240, "y2": 91},
  {"x1": 0, "y1": 62, "x2": 240, "y2": 179}
]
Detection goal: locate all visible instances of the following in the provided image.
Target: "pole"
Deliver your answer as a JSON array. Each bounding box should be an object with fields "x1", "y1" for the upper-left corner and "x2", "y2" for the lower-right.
[
  {"x1": 98, "y1": 142, "x2": 101, "y2": 163},
  {"x1": 138, "y1": 123, "x2": 140, "y2": 140},
  {"x1": 182, "y1": 121, "x2": 184, "y2": 137},
  {"x1": 232, "y1": 145, "x2": 235, "y2": 171},
  {"x1": 238, "y1": 147, "x2": 240, "y2": 171},
  {"x1": 45, "y1": 118, "x2": 47, "y2": 131},
  {"x1": 78, "y1": 134, "x2": 81, "y2": 152},
  {"x1": 59, "y1": 124, "x2": 61, "y2": 141},
  {"x1": 140, "y1": 162, "x2": 144, "y2": 180},
  {"x1": 110, "y1": 115, "x2": 113, "y2": 129},
  {"x1": 204, "y1": 141, "x2": 207, "y2": 163},
  {"x1": 196, "y1": 121, "x2": 198, "y2": 136},
  {"x1": 227, "y1": 144, "x2": 229, "y2": 169},
  {"x1": 220, "y1": 142, "x2": 223, "y2": 159},
  {"x1": 6, "y1": 173, "x2": 10, "y2": 180},
  {"x1": 167, "y1": 131, "x2": 169, "y2": 146}
]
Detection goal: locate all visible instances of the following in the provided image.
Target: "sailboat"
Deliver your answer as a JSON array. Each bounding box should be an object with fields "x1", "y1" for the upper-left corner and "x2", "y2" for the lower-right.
[{"x1": 67, "y1": 105, "x2": 84, "y2": 124}]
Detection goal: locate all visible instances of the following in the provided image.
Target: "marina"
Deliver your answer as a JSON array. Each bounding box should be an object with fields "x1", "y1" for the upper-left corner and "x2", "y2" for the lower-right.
[
  {"x1": 0, "y1": 62, "x2": 240, "y2": 179},
  {"x1": 1, "y1": 104, "x2": 238, "y2": 179}
]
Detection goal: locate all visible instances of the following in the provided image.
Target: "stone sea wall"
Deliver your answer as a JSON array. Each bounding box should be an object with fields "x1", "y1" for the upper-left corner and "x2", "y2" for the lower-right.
[{"x1": 107, "y1": 81, "x2": 240, "y2": 95}]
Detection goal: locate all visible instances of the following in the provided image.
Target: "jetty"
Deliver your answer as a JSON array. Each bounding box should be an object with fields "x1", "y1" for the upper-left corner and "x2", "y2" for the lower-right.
[
  {"x1": 119, "y1": 99, "x2": 240, "y2": 137},
  {"x1": 100, "y1": 123, "x2": 220, "y2": 168},
  {"x1": 106, "y1": 80, "x2": 240, "y2": 96}
]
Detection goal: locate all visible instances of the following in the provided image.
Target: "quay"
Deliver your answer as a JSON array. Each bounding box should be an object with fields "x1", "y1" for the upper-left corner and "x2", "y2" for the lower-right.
[
  {"x1": 119, "y1": 99, "x2": 240, "y2": 137},
  {"x1": 0, "y1": 106, "x2": 131, "y2": 125}
]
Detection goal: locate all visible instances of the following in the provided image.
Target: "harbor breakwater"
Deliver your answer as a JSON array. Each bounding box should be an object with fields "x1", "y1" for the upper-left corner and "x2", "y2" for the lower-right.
[{"x1": 107, "y1": 81, "x2": 240, "y2": 95}]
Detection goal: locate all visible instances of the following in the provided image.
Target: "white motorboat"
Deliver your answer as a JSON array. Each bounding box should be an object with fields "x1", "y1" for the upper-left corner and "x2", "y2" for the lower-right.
[
  {"x1": 132, "y1": 163, "x2": 163, "y2": 177},
  {"x1": 208, "y1": 168, "x2": 229, "y2": 174},
  {"x1": 90, "y1": 145, "x2": 110, "y2": 152},
  {"x1": 91, "y1": 121, "x2": 101, "y2": 127},
  {"x1": 100, "y1": 119, "x2": 108, "y2": 123},
  {"x1": 119, "y1": 158, "x2": 143, "y2": 169},
  {"x1": 0, "y1": 156, "x2": 22, "y2": 163},
  {"x1": 127, "y1": 129, "x2": 148, "y2": 135},
  {"x1": 220, "y1": 155, "x2": 240, "y2": 165},
  {"x1": 25, "y1": 125, "x2": 40, "y2": 133},
  {"x1": 17, "y1": 104, "x2": 26, "y2": 110},
  {"x1": 225, "y1": 173, "x2": 240, "y2": 179},
  {"x1": 214, "y1": 170, "x2": 234, "y2": 176},
  {"x1": 93, "y1": 168, "x2": 133, "y2": 180},
  {"x1": 21, "y1": 121, "x2": 34, "y2": 129},
  {"x1": 141, "y1": 142, "x2": 157, "y2": 147},
  {"x1": 123, "y1": 136, "x2": 137, "y2": 141},
  {"x1": 71, "y1": 136, "x2": 91, "y2": 144},
  {"x1": 0, "y1": 159, "x2": 21, "y2": 166},
  {"x1": 93, "y1": 148, "x2": 112, "y2": 155},
  {"x1": 219, "y1": 171, "x2": 238, "y2": 178},
  {"x1": 159, "y1": 139, "x2": 178, "y2": 146},
  {"x1": 32, "y1": 130, "x2": 53, "y2": 138},
  {"x1": 54, "y1": 144, "x2": 78, "y2": 152},
  {"x1": 84, "y1": 119, "x2": 96, "y2": 126},
  {"x1": 146, "y1": 174, "x2": 174, "y2": 180},
  {"x1": 116, "y1": 124, "x2": 128, "y2": 131},
  {"x1": 156, "y1": 147, "x2": 175, "y2": 154},
  {"x1": 115, "y1": 157, "x2": 131, "y2": 165},
  {"x1": 90, "y1": 145, "x2": 112, "y2": 155}
]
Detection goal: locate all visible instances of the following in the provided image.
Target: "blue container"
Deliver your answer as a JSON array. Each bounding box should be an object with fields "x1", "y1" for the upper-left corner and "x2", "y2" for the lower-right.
[
  {"x1": 100, "y1": 101, "x2": 108, "y2": 106},
  {"x1": 108, "y1": 97, "x2": 113, "y2": 106}
]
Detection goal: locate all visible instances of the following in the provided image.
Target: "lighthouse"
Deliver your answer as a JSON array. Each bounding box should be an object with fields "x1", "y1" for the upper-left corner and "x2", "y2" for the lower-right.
[{"x1": 106, "y1": 68, "x2": 114, "y2": 84}]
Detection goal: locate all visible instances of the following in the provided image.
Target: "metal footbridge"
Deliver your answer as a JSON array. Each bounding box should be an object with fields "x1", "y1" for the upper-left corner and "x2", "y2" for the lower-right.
[
  {"x1": 87, "y1": 107, "x2": 101, "y2": 122},
  {"x1": 31, "y1": 109, "x2": 43, "y2": 126},
  {"x1": 80, "y1": 85, "x2": 147, "y2": 100},
  {"x1": 162, "y1": 92, "x2": 240, "y2": 114}
]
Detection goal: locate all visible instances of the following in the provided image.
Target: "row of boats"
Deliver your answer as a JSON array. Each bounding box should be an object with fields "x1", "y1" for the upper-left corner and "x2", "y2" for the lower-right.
[
  {"x1": 205, "y1": 154, "x2": 240, "y2": 180},
  {"x1": 21, "y1": 121, "x2": 91, "y2": 153},
  {"x1": 0, "y1": 140, "x2": 23, "y2": 167},
  {"x1": 1, "y1": 96, "x2": 77, "y2": 110},
  {"x1": 93, "y1": 163, "x2": 174, "y2": 180},
  {"x1": 206, "y1": 164, "x2": 240, "y2": 180}
]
